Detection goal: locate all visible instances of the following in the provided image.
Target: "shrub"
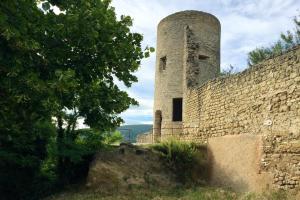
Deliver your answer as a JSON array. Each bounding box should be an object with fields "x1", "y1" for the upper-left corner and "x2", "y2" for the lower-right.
[
  {"x1": 103, "y1": 131, "x2": 123, "y2": 145},
  {"x1": 52, "y1": 128, "x2": 123, "y2": 185},
  {"x1": 0, "y1": 120, "x2": 56, "y2": 200},
  {"x1": 152, "y1": 139, "x2": 208, "y2": 184}
]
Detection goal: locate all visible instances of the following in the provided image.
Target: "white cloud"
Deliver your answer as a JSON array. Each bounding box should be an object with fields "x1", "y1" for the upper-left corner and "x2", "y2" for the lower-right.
[{"x1": 120, "y1": 92, "x2": 153, "y2": 117}]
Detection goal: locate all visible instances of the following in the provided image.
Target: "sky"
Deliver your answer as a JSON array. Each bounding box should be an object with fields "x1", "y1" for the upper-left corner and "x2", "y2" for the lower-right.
[{"x1": 110, "y1": 0, "x2": 299, "y2": 125}]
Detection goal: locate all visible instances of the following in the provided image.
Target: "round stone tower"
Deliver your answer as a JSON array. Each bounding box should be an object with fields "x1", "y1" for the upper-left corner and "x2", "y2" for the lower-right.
[{"x1": 153, "y1": 10, "x2": 221, "y2": 142}]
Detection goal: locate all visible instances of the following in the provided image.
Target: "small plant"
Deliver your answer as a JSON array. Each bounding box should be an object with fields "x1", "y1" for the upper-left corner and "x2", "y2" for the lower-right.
[
  {"x1": 152, "y1": 139, "x2": 207, "y2": 184},
  {"x1": 220, "y1": 64, "x2": 236, "y2": 76},
  {"x1": 103, "y1": 131, "x2": 123, "y2": 145},
  {"x1": 241, "y1": 190, "x2": 289, "y2": 200}
]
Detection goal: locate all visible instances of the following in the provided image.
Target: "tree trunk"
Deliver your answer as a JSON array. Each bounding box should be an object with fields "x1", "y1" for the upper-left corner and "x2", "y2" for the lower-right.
[{"x1": 56, "y1": 114, "x2": 66, "y2": 184}]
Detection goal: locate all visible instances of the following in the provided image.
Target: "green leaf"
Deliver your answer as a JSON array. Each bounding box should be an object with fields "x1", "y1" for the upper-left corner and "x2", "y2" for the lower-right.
[
  {"x1": 144, "y1": 51, "x2": 150, "y2": 58},
  {"x1": 0, "y1": 1, "x2": 151, "y2": 195},
  {"x1": 149, "y1": 47, "x2": 155, "y2": 52}
]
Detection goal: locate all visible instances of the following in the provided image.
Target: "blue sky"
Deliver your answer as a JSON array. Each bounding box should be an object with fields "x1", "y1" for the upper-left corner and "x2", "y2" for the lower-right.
[{"x1": 111, "y1": 0, "x2": 299, "y2": 125}]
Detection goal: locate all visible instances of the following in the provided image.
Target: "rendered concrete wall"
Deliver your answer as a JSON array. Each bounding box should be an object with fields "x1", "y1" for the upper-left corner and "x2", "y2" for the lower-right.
[{"x1": 208, "y1": 134, "x2": 271, "y2": 192}]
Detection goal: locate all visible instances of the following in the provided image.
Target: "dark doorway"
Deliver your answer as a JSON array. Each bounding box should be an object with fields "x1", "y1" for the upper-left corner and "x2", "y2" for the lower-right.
[
  {"x1": 154, "y1": 110, "x2": 162, "y2": 142},
  {"x1": 172, "y1": 98, "x2": 182, "y2": 121}
]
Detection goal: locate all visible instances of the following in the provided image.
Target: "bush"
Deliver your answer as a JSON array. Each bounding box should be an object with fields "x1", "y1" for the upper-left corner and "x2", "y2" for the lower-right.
[
  {"x1": 53, "y1": 128, "x2": 123, "y2": 185},
  {"x1": 152, "y1": 139, "x2": 208, "y2": 184},
  {"x1": 0, "y1": 125, "x2": 124, "y2": 200},
  {"x1": 103, "y1": 131, "x2": 123, "y2": 145},
  {"x1": 0, "y1": 120, "x2": 56, "y2": 200}
]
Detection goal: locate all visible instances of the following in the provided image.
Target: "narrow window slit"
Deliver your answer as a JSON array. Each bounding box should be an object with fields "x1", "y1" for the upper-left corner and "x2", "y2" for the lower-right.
[
  {"x1": 160, "y1": 56, "x2": 167, "y2": 71},
  {"x1": 198, "y1": 54, "x2": 209, "y2": 60}
]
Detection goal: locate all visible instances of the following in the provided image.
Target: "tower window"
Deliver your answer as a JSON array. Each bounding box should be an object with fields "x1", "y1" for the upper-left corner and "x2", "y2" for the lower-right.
[
  {"x1": 172, "y1": 98, "x2": 182, "y2": 121},
  {"x1": 198, "y1": 54, "x2": 209, "y2": 60},
  {"x1": 160, "y1": 56, "x2": 167, "y2": 71}
]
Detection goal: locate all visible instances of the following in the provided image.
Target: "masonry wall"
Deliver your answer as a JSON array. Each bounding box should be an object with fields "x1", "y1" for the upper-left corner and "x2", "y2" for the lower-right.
[
  {"x1": 153, "y1": 11, "x2": 220, "y2": 141},
  {"x1": 182, "y1": 47, "x2": 300, "y2": 191},
  {"x1": 136, "y1": 132, "x2": 153, "y2": 144}
]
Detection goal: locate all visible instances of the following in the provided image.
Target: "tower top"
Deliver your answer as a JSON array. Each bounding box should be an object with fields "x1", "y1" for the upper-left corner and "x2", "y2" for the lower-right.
[{"x1": 158, "y1": 10, "x2": 220, "y2": 27}]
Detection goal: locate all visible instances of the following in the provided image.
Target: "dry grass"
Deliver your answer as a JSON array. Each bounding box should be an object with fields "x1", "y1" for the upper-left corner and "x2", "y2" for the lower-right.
[{"x1": 46, "y1": 186, "x2": 295, "y2": 200}]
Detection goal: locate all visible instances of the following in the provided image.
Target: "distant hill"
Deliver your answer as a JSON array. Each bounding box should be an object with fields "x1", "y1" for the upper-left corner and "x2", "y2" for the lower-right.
[{"x1": 117, "y1": 124, "x2": 152, "y2": 143}]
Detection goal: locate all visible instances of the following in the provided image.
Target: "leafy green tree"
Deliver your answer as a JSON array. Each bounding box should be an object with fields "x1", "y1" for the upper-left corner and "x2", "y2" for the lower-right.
[
  {"x1": 103, "y1": 130, "x2": 123, "y2": 144},
  {"x1": 0, "y1": 1, "x2": 57, "y2": 199},
  {"x1": 40, "y1": 0, "x2": 153, "y2": 183},
  {"x1": 248, "y1": 13, "x2": 300, "y2": 66},
  {"x1": 0, "y1": 0, "x2": 152, "y2": 199},
  {"x1": 248, "y1": 47, "x2": 273, "y2": 66}
]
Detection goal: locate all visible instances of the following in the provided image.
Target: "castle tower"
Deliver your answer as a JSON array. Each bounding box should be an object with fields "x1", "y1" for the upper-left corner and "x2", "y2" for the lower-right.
[{"x1": 153, "y1": 10, "x2": 221, "y2": 142}]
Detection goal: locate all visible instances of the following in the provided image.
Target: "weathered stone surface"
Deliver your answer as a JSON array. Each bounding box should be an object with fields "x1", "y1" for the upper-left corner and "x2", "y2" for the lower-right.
[
  {"x1": 150, "y1": 10, "x2": 300, "y2": 193},
  {"x1": 153, "y1": 10, "x2": 221, "y2": 141},
  {"x1": 136, "y1": 132, "x2": 153, "y2": 144},
  {"x1": 181, "y1": 46, "x2": 300, "y2": 192}
]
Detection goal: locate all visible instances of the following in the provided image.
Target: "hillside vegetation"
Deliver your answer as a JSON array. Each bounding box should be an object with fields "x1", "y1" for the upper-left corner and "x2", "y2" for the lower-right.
[{"x1": 117, "y1": 124, "x2": 153, "y2": 142}]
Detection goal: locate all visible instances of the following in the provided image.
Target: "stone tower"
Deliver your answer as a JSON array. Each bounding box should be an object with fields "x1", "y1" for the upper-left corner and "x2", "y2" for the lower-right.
[{"x1": 153, "y1": 10, "x2": 221, "y2": 142}]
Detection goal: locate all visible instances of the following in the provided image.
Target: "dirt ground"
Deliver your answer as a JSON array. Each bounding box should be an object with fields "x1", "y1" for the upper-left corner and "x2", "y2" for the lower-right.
[{"x1": 85, "y1": 143, "x2": 178, "y2": 194}]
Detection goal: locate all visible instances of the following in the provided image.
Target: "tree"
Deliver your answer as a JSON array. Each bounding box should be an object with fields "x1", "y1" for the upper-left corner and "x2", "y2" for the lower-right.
[
  {"x1": 248, "y1": 13, "x2": 300, "y2": 66},
  {"x1": 41, "y1": 0, "x2": 153, "y2": 183},
  {"x1": 0, "y1": 0, "x2": 152, "y2": 199},
  {"x1": 0, "y1": 1, "x2": 57, "y2": 199}
]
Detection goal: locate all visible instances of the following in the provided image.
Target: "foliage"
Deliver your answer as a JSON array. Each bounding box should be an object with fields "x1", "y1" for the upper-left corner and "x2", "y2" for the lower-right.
[
  {"x1": 42, "y1": 128, "x2": 122, "y2": 187},
  {"x1": 0, "y1": 0, "x2": 152, "y2": 199},
  {"x1": 54, "y1": 129, "x2": 123, "y2": 184},
  {"x1": 0, "y1": 1, "x2": 55, "y2": 198},
  {"x1": 0, "y1": 120, "x2": 57, "y2": 200},
  {"x1": 103, "y1": 130, "x2": 123, "y2": 145},
  {"x1": 152, "y1": 140, "x2": 207, "y2": 184},
  {"x1": 220, "y1": 64, "x2": 235, "y2": 76},
  {"x1": 40, "y1": 0, "x2": 153, "y2": 185},
  {"x1": 248, "y1": 13, "x2": 300, "y2": 66}
]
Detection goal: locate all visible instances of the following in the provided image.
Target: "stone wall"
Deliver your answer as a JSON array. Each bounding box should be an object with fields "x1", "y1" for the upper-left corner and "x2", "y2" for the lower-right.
[
  {"x1": 153, "y1": 11, "x2": 220, "y2": 142},
  {"x1": 136, "y1": 132, "x2": 153, "y2": 144},
  {"x1": 181, "y1": 46, "x2": 300, "y2": 191}
]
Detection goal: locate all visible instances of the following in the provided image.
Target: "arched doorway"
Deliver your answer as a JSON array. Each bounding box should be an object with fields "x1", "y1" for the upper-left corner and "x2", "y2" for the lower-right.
[{"x1": 154, "y1": 110, "x2": 162, "y2": 142}]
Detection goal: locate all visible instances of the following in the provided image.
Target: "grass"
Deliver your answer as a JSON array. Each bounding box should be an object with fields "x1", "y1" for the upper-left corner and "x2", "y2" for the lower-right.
[
  {"x1": 151, "y1": 139, "x2": 208, "y2": 184},
  {"x1": 46, "y1": 186, "x2": 292, "y2": 200},
  {"x1": 46, "y1": 186, "x2": 236, "y2": 200}
]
